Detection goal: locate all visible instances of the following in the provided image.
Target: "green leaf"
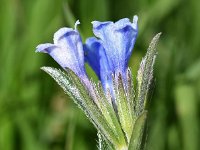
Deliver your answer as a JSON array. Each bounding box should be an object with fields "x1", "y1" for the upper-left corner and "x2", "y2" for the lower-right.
[
  {"x1": 41, "y1": 67, "x2": 125, "y2": 149},
  {"x1": 136, "y1": 33, "x2": 161, "y2": 115},
  {"x1": 95, "y1": 82, "x2": 127, "y2": 147},
  {"x1": 97, "y1": 132, "x2": 114, "y2": 150},
  {"x1": 114, "y1": 73, "x2": 134, "y2": 142},
  {"x1": 66, "y1": 68, "x2": 126, "y2": 148},
  {"x1": 126, "y1": 68, "x2": 136, "y2": 122},
  {"x1": 128, "y1": 111, "x2": 147, "y2": 150},
  {"x1": 41, "y1": 67, "x2": 85, "y2": 109}
]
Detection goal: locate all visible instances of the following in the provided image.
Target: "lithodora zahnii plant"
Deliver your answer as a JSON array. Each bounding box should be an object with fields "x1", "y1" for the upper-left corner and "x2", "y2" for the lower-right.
[{"x1": 36, "y1": 15, "x2": 161, "y2": 150}]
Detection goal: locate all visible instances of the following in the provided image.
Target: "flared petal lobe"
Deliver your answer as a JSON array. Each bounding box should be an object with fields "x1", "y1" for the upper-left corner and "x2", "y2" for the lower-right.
[
  {"x1": 92, "y1": 16, "x2": 138, "y2": 75},
  {"x1": 36, "y1": 24, "x2": 86, "y2": 78}
]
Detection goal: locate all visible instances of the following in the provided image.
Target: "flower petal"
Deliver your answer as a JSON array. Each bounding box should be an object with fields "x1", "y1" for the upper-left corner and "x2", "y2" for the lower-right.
[
  {"x1": 36, "y1": 26, "x2": 86, "y2": 78},
  {"x1": 36, "y1": 43, "x2": 57, "y2": 53},
  {"x1": 84, "y1": 37, "x2": 113, "y2": 90},
  {"x1": 84, "y1": 37, "x2": 101, "y2": 78},
  {"x1": 92, "y1": 15, "x2": 138, "y2": 75}
]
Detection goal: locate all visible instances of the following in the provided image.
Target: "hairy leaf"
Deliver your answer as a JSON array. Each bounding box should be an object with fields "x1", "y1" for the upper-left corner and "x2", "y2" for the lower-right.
[
  {"x1": 42, "y1": 67, "x2": 124, "y2": 148},
  {"x1": 128, "y1": 111, "x2": 147, "y2": 150},
  {"x1": 114, "y1": 73, "x2": 134, "y2": 142},
  {"x1": 136, "y1": 33, "x2": 161, "y2": 115}
]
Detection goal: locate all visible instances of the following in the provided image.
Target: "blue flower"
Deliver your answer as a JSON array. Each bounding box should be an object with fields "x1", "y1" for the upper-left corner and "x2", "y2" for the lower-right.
[
  {"x1": 36, "y1": 16, "x2": 138, "y2": 94},
  {"x1": 84, "y1": 16, "x2": 138, "y2": 91},
  {"x1": 36, "y1": 21, "x2": 87, "y2": 79}
]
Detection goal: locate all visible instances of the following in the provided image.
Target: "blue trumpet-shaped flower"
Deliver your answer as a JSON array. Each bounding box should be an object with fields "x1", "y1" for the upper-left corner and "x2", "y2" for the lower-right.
[
  {"x1": 84, "y1": 16, "x2": 138, "y2": 91},
  {"x1": 36, "y1": 21, "x2": 87, "y2": 79}
]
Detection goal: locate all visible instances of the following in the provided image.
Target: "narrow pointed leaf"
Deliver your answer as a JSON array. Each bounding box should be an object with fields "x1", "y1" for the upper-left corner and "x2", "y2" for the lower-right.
[
  {"x1": 41, "y1": 67, "x2": 124, "y2": 148},
  {"x1": 136, "y1": 33, "x2": 161, "y2": 115},
  {"x1": 128, "y1": 111, "x2": 147, "y2": 150},
  {"x1": 41, "y1": 67, "x2": 85, "y2": 109},
  {"x1": 115, "y1": 73, "x2": 134, "y2": 142},
  {"x1": 66, "y1": 68, "x2": 125, "y2": 147},
  {"x1": 97, "y1": 132, "x2": 114, "y2": 150},
  {"x1": 126, "y1": 68, "x2": 136, "y2": 120},
  {"x1": 95, "y1": 82, "x2": 127, "y2": 146}
]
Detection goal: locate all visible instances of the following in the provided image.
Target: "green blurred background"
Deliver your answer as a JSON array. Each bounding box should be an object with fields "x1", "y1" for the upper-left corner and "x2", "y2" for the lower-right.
[{"x1": 0, "y1": 0, "x2": 200, "y2": 150}]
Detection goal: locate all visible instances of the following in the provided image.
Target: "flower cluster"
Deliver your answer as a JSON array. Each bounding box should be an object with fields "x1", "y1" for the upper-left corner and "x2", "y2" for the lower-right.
[
  {"x1": 36, "y1": 15, "x2": 160, "y2": 150},
  {"x1": 36, "y1": 16, "x2": 138, "y2": 95}
]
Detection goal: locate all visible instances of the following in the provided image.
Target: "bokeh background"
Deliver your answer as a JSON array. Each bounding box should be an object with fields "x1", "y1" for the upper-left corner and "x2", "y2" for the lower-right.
[{"x1": 0, "y1": 0, "x2": 200, "y2": 150}]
